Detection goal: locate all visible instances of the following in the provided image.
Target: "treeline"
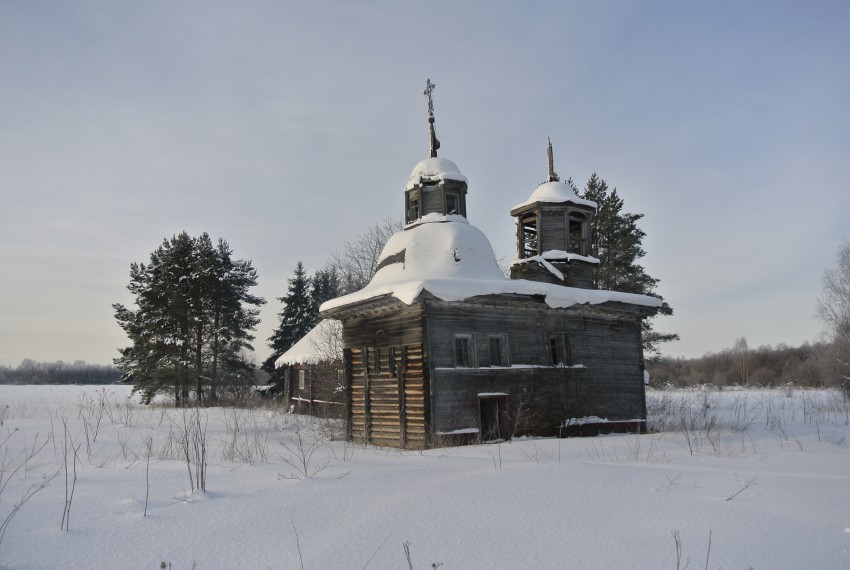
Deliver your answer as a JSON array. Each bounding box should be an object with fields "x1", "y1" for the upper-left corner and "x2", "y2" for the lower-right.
[
  {"x1": 647, "y1": 340, "x2": 841, "y2": 389},
  {"x1": 0, "y1": 360, "x2": 121, "y2": 385}
]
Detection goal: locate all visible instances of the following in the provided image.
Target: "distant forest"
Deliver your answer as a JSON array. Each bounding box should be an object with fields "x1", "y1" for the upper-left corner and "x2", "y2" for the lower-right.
[
  {"x1": 646, "y1": 340, "x2": 841, "y2": 389},
  {"x1": 0, "y1": 340, "x2": 842, "y2": 389},
  {"x1": 0, "y1": 360, "x2": 121, "y2": 385}
]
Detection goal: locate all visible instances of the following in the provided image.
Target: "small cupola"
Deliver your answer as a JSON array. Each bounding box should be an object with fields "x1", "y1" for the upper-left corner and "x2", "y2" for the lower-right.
[
  {"x1": 404, "y1": 79, "x2": 469, "y2": 225},
  {"x1": 509, "y1": 139, "x2": 599, "y2": 288}
]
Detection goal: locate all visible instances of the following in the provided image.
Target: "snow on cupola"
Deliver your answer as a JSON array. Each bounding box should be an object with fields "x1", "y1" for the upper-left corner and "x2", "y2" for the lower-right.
[
  {"x1": 509, "y1": 139, "x2": 600, "y2": 289},
  {"x1": 319, "y1": 96, "x2": 662, "y2": 317},
  {"x1": 404, "y1": 79, "x2": 468, "y2": 225}
]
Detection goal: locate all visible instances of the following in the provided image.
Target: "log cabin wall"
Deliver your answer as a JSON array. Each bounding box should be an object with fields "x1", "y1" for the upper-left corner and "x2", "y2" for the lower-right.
[
  {"x1": 509, "y1": 260, "x2": 564, "y2": 286},
  {"x1": 420, "y1": 185, "x2": 444, "y2": 216},
  {"x1": 539, "y1": 207, "x2": 567, "y2": 251},
  {"x1": 577, "y1": 308, "x2": 647, "y2": 422},
  {"x1": 335, "y1": 294, "x2": 648, "y2": 447},
  {"x1": 423, "y1": 298, "x2": 647, "y2": 439},
  {"x1": 287, "y1": 363, "x2": 345, "y2": 418},
  {"x1": 341, "y1": 305, "x2": 430, "y2": 449},
  {"x1": 510, "y1": 260, "x2": 597, "y2": 289}
]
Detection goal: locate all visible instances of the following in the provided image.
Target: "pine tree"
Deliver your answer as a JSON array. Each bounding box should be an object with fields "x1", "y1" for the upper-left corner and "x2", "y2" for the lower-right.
[
  {"x1": 574, "y1": 174, "x2": 679, "y2": 361},
  {"x1": 263, "y1": 261, "x2": 315, "y2": 372},
  {"x1": 113, "y1": 232, "x2": 264, "y2": 404},
  {"x1": 204, "y1": 237, "x2": 265, "y2": 398}
]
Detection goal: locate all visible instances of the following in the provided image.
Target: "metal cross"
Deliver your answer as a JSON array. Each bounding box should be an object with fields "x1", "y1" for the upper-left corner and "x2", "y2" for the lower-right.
[{"x1": 424, "y1": 79, "x2": 436, "y2": 116}]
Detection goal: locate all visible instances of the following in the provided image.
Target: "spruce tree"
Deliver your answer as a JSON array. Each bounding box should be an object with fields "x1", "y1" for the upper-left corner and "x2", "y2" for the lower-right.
[
  {"x1": 263, "y1": 261, "x2": 315, "y2": 372},
  {"x1": 310, "y1": 267, "x2": 341, "y2": 320},
  {"x1": 574, "y1": 174, "x2": 679, "y2": 361}
]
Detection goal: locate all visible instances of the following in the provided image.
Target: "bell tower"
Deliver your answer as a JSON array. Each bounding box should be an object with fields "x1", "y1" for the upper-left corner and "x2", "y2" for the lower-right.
[
  {"x1": 509, "y1": 139, "x2": 598, "y2": 288},
  {"x1": 404, "y1": 79, "x2": 468, "y2": 225}
]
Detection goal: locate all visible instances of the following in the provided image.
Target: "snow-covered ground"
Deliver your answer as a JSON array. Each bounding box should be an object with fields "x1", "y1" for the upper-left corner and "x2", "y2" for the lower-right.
[{"x1": 0, "y1": 384, "x2": 848, "y2": 569}]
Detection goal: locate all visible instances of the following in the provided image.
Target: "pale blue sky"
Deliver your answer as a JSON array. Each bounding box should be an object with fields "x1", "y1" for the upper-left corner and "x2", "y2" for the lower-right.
[{"x1": 2, "y1": 1, "x2": 849, "y2": 366}]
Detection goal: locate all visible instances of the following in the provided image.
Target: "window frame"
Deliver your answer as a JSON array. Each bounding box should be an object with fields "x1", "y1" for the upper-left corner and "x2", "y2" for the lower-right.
[
  {"x1": 406, "y1": 193, "x2": 421, "y2": 223},
  {"x1": 387, "y1": 346, "x2": 396, "y2": 375},
  {"x1": 549, "y1": 333, "x2": 572, "y2": 366},
  {"x1": 445, "y1": 192, "x2": 460, "y2": 215},
  {"x1": 567, "y1": 209, "x2": 588, "y2": 256},
  {"x1": 454, "y1": 334, "x2": 477, "y2": 368},
  {"x1": 487, "y1": 334, "x2": 510, "y2": 367},
  {"x1": 371, "y1": 348, "x2": 382, "y2": 375},
  {"x1": 519, "y1": 212, "x2": 539, "y2": 258}
]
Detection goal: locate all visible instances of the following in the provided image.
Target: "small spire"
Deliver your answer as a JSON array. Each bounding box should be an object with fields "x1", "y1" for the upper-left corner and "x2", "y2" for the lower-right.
[
  {"x1": 424, "y1": 79, "x2": 440, "y2": 158},
  {"x1": 547, "y1": 137, "x2": 560, "y2": 182}
]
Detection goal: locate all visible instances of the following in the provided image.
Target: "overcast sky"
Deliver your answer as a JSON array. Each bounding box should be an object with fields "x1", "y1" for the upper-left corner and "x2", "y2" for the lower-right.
[{"x1": 2, "y1": 1, "x2": 849, "y2": 367}]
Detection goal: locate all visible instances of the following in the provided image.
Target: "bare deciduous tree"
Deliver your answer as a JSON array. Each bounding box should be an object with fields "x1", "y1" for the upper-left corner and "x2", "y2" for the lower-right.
[
  {"x1": 326, "y1": 217, "x2": 403, "y2": 294},
  {"x1": 309, "y1": 320, "x2": 343, "y2": 364},
  {"x1": 733, "y1": 337, "x2": 750, "y2": 386},
  {"x1": 817, "y1": 241, "x2": 850, "y2": 384}
]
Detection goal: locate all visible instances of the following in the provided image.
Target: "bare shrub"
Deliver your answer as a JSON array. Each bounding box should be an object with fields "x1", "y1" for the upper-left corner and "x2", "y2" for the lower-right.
[
  {"x1": 173, "y1": 408, "x2": 207, "y2": 492},
  {"x1": 217, "y1": 408, "x2": 271, "y2": 464},
  {"x1": 0, "y1": 430, "x2": 59, "y2": 550},
  {"x1": 60, "y1": 417, "x2": 80, "y2": 531},
  {"x1": 278, "y1": 423, "x2": 329, "y2": 479}
]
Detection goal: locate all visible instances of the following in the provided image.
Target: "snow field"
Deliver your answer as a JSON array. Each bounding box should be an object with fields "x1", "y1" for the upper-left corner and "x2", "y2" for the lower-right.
[{"x1": 0, "y1": 385, "x2": 848, "y2": 569}]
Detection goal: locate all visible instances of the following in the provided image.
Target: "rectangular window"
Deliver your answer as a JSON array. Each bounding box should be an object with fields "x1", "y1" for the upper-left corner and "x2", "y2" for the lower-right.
[
  {"x1": 445, "y1": 193, "x2": 459, "y2": 215},
  {"x1": 488, "y1": 335, "x2": 509, "y2": 367},
  {"x1": 298, "y1": 369, "x2": 306, "y2": 390},
  {"x1": 520, "y1": 214, "x2": 538, "y2": 258},
  {"x1": 454, "y1": 334, "x2": 476, "y2": 368},
  {"x1": 549, "y1": 334, "x2": 572, "y2": 366},
  {"x1": 388, "y1": 347, "x2": 396, "y2": 375},
  {"x1": 372, "y1": 348, "x2": 382, "y2": 375},
  {"x1": 407, "y1": 197, "x2": 420, "y2": 223},
  {"x1": 568, "y1": 211, "x2": 587, "y2": 255}
]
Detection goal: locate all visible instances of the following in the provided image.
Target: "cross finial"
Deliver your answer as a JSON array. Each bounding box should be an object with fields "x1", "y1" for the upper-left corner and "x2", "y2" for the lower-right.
[
  {"x1": 547, "y1": 137, "x2": 560, "y2": 182},
  {"x1": 424, "y1": 79, "x2": 436, "y2": 116},
  {"x1": 424, "y1": 78, "x2": 440, "y2": 158}
]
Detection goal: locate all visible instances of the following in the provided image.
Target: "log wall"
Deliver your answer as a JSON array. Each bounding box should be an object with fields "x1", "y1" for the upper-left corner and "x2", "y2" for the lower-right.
[
  {"x1": 343, "y1": 307, "x2": 429, "y2": 448},
  {"x1": 424, "y1": 299, "x2": 646, "y2": 436},
  {"x1": 338, "y1": 295, "x2": 649, "y2": 448}
]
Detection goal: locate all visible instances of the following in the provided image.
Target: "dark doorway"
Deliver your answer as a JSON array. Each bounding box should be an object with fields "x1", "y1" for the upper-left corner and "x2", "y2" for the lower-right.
[{"x1": 479, "y1": 396, "x2": 507, "y2": 441}]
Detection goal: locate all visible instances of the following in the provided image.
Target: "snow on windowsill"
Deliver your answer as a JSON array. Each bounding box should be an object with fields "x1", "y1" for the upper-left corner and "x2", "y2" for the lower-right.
[
  {"x1": 433, "y1": 364, "x2": 586, "y2": 371},
  {"x1": 436, "y1": 428, "x2": 480, "y2": 435},
  {"x1": 562, "y1": 416, "x2": 647, "y2": 427}
]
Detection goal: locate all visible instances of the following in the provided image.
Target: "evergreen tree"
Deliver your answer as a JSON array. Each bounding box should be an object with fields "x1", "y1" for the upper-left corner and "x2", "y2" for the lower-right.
[
  {"x1": 263, "y1": 261, "x2": 315, "y2": 372},
  {"x1": 203, "y1": 237, "x2": 265, "y2": 398},
  {"x1": 573, "y1": 174, "x2": 679, "y2": 361},
  {"x1": 310, "y1": 267, "x2": 341, "y2": 320},
  {"x1": 113, "y1": 232, "x2": 264, "y2": 404}
]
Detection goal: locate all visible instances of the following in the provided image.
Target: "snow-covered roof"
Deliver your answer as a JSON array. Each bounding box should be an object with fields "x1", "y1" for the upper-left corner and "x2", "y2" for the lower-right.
[
  {"x1": 404, "y1": 157, "x2": 468, "y2": 191},
  {"x1": 274, "y1": 319, "x2": 342, "y2": 368},
  {"x1": 510, "y1": 250, "x2": 601, "y2": 278},
  {"x1": 511, "y1": 180, "x2": 597, "y2": 212},
  {"x1": 320, "y1": 216, "x2": 661, "y2": 313}
]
